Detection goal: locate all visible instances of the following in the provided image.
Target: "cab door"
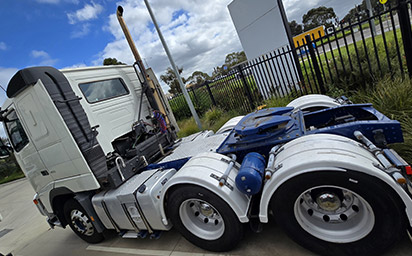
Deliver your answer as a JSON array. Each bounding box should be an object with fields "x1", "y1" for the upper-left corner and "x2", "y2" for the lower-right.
[{"x1": 4, "y1": 106, "x2": 53, "y2": 195}]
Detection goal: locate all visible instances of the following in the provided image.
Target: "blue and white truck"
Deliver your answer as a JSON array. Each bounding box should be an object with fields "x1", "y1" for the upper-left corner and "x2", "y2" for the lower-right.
[
  {"x1": 1, "y1": 63, "x2": 411, "y2": 256},
  {"x1": 0, "y1": 6, "x2": 411, "y2": 256}
]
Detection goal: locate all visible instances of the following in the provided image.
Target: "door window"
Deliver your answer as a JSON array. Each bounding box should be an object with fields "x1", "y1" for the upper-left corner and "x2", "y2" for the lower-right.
[{"x1": 5, "y1": 110, "x2": 29, "y2": 152}]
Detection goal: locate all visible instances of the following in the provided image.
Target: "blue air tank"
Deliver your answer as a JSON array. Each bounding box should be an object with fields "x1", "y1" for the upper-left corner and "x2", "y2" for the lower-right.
[{"x1": 235, "y1": 152, "x2": 265, "y2": 195}]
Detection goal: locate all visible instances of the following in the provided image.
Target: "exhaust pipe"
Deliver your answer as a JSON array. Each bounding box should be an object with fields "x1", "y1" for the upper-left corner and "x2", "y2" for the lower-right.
[
  {"x1": 117, "y1": 6, "x2": 171, "y2": 123},
  {"x1": 116, "y1": 6, "x2": 144, "y2": 68}
]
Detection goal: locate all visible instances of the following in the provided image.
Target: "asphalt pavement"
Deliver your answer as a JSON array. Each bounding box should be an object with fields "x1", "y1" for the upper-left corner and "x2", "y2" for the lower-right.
[{"x1": 1, "y1": 178, "x2": 411, "y2": 256}]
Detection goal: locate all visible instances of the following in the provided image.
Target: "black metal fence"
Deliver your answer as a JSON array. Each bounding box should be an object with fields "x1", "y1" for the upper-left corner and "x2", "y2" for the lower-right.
[{"x1": 169, "y1": 0, "x2": 412, "y2": 120}]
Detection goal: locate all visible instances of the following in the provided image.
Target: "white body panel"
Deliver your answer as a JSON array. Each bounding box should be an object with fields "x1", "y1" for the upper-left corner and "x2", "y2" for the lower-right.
[
  {"x1": 216, "y1": 116, "x2": 244, "y2": 134},
  {"x1": 286, "y1": 94, "x2": 341, "y2": 111},
  {"x1": 259, "y1": 133, "x2": 412, "y2": 227},
  {"x1": 160, "y1": 131, "x2": 225, "y2": 163},
  {"x1": 160, "y1": 152, "x2": 251, "y2": 225},
  {"x1": 7, "y1": 80, "x2": 101, "y2": 211},
  {"x1": 62, "y1": 66, "x2": 152, "y2": 154}
]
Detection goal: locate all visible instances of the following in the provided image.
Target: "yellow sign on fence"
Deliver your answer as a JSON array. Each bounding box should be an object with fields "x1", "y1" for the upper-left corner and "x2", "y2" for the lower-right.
[
  {"x1": 292, "y1": 26, "x2": 325, "y2": 48},
  {"x1": 380, "y1": 0, "x2": 388, "y2": 4}
]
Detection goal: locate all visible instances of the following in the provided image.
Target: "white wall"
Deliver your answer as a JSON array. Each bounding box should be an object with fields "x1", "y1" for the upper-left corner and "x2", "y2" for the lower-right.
[
  {"x1": 228, "y1": 0, "x2": 289, "y2": 60},
  {"x1": 228, "y1": 0, "x2": 299, "y2": 100}
]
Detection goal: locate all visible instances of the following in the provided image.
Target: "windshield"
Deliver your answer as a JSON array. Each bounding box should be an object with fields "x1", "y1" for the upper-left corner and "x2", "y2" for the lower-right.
[{"x1": 5, "y1": 110, "x2": 29, "y2": 152}]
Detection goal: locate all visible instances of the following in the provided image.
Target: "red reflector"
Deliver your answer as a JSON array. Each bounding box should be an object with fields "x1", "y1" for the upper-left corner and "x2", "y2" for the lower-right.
[
  {"x1": 406, "y1": 165, "x2": 412, "y2": 175},
  {"x1": 33, "y1": 199, "x2": 39, "y2": 205}
]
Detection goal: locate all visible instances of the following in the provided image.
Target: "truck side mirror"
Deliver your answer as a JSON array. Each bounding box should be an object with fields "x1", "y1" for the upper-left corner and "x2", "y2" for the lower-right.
[{"x1": 0, "y1": 139, "x2": 11, "y2": 159}]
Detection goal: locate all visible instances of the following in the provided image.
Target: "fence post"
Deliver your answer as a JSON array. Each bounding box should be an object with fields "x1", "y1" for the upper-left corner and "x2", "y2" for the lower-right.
[
  {"x1": 190, "y1": 87, "x2": 199, "y2": 107},
  {"x1": 204, "y1": 81, "x2": 217, "y2": 106},
  {"x1": 305, "y1": 35, "x2": 326, "y2": 94},
  {"x1": 236, "y1": 65, "x2": 255, "y2": 110},
  {"x1": 397, "y1": 0, "x2": 412, "y2": 77},
  {"x1": 278, "y1": 0, "x2": 305, "y2": 87}
]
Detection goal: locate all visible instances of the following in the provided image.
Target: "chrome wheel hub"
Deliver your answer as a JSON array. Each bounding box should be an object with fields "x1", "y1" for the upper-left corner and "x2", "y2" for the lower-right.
[
  {"x1": 179, "y1": 199, "x2": 224, "y2": 240},
  {"x1": 294, "y1": 185, "x2": 375, "y2": 243},
  {"x1": 200, "y1": 203, "x2": 214, "y2": 217},
  {"x1": 316, "y1": 192, "x2": 341, "y2": 212},
  {"x1": 70, "y1": 210, "x2": 94, "y2": 236}
]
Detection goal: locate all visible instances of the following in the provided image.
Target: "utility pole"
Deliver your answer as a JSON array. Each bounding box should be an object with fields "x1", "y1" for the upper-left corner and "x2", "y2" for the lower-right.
[
  {"x1": 143, "y1": 0, "x2": 202, "y2": 130},
  {"x1": 365, "y1": 0, "x2": 376, "y2": 35}
]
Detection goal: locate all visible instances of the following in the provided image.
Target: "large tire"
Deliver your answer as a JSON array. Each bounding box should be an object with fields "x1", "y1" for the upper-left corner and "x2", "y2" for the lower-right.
[
  {"x1": 64, "y1": 199, "x2": 104, "y2": 243},
  {"x1": 167, "y1": 185, "x2": 243, "y2": 252},
  {"x1": 271, "y1": 171, "x2": 406, "y2": 256}
]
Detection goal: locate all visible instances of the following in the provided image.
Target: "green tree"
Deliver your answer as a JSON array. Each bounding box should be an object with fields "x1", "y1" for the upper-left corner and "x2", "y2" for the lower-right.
[
  {"x1": 342, "y1": 0, "x2": 380, "y2": 24},
  {"x1": 103, "y1": 58, "x2": 126, "y2": 65},
  {"x1": 212, "y1": 66, "x2": 226, "y2": 78},
  {"x1": 224, "y1": 51, "x2": 247, "y2": 67},
  {"x1": 288, "y1": 20, "x2": 303, "y2": 36},
  {"x1": 302, "y1": 6, "x2": 337, "y2": 31},
  {"x1": 0, "y1": 137, "x2": 22, "y2": 180},
  {"x1": 160, "y1": 67, "x2": 186, "y2": 95},
  {"x1": 212, "y1": 51, "x2": 247, "y2": 78},
  {"x1": 187, "y1": 71, "x2": 211, "y2": 87}
]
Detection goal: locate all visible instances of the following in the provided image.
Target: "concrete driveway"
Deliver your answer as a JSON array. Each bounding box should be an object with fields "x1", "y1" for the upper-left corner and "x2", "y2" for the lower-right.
[{"x1": 1, "y1": 178, "x2": 411, "y2": 256}]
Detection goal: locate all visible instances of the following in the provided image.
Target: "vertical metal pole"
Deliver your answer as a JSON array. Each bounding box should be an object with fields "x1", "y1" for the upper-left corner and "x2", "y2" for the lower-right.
[
  {"x1": 277, "y1": 0, "x2": 305, "y2": 86},
  {"x1": 397, "y1": 0, "x2": 412, "y2": 77},
  {"x1": 191, "y1": 87, "x2": 199, "y2": 106},
  {"x1": 237, "y1": 65, "x2": 255, "y2": 110},
  {"x1": 143, "y1": 0, "x2": 202, "y2": 129},
  {"x1": 365, "y1": 0, "x2": 376, "y2": 35},
  {"x1": 305, "y1": 35, "x2": 326, "y2": 94},
  {"x1": 204, "y1": 81, "x2": 217, "y2": 106}
]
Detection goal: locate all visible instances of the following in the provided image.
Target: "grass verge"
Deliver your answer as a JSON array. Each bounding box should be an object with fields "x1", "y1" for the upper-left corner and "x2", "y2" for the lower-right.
[
  {"x1": 176, "y1": 77, "x2": 411, "y2": 164},
  {"x1": 0, "y1": 171, "x2": 25, "y2": 185},
  {"x1": 351, "y1": 77, "x2": 412, "y2": 163},
  {"x1": 177, "y1": 108, "x2": 242, "y2": 138}
]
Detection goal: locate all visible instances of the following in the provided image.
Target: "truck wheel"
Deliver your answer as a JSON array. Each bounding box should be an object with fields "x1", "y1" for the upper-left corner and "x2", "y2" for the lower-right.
[
  {"x1": 64, "y1": 199, "x2": 104, "y2": 243},
  {"x1": 167, "y1": 185, "x2": 243, "y2": 252},
  {"x1": 271, "y1": 171, "x2": 405, "y2": 256}
]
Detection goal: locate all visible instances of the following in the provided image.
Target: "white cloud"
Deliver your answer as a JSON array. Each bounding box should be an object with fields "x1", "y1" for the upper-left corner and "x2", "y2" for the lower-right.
[
  {"x1": 67, "y1": 2, "x2": 104, "y2": 24},
  {"x1": 36, "y1": 0, "x2": 79, "y2": 4},
  {"x1": 0, "y1": 42, "x2": 6, "y2": 51},
  {"x1": 36, "y1": 0, "x2": 61, "y2": 3},
  {"x1": 71, "y1": 23, "x2": 91, "y2": 38},
  {"x1": 0, "y1": 67, "x2": 18, "y2": 106},
  {"x1": 31, "y1": 50, "x2": 58, "y2": 66},
  {"x1": 62, "y1": 63, "x2": 87, "y2": 69},
  {"x1": 94, "y1": 0, "x2": 362, "y2": 93},
  {"x1": 0, "y1": 67, "x2": 15, "y2": 138},
  {"x1": 31, "y1": 50, "x2": 49, "y2": 59},
  {"x1": 96, "y1": 0, "x2": 243, "y2": 92}
]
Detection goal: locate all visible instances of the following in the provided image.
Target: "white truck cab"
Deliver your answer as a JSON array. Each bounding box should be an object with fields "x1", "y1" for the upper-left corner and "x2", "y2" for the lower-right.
[{"x1": 0, "y1": 65, "x2": 180, "y2": 234}]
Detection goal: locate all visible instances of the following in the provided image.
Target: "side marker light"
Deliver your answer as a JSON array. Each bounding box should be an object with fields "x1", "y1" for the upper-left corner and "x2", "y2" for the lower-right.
[{"x1": 405, "y1": 165, "x2": 412, "y2": 175}]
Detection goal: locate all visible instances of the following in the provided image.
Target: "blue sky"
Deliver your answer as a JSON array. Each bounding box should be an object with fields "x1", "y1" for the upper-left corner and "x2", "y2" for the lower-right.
[
  {"x1": 0, "y1": 1, "x2": 112, "y2": 68},
  {"x1": 0, "y1": 0, "x2": 362, "y2": 107}
]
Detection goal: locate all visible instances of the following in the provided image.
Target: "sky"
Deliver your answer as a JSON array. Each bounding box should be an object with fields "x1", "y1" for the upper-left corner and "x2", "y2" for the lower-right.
[{"x1": 0, "y1": 0, "x2": 363, "y2": 107}]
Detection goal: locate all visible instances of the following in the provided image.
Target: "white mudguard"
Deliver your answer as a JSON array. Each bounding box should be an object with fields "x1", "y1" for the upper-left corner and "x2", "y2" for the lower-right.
[
  {"x1": 287, "y1": 94, "x2": 341, "y2": 111},
  {"x1": 159, "y1": 152, "x2": 251, "y2": 226},
  {"x1": 259, "y1": 133, "x2": 412, "y2": 226},
  {"x1": 216, "y1": 116, "x2": 244, "y2": 134}
]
